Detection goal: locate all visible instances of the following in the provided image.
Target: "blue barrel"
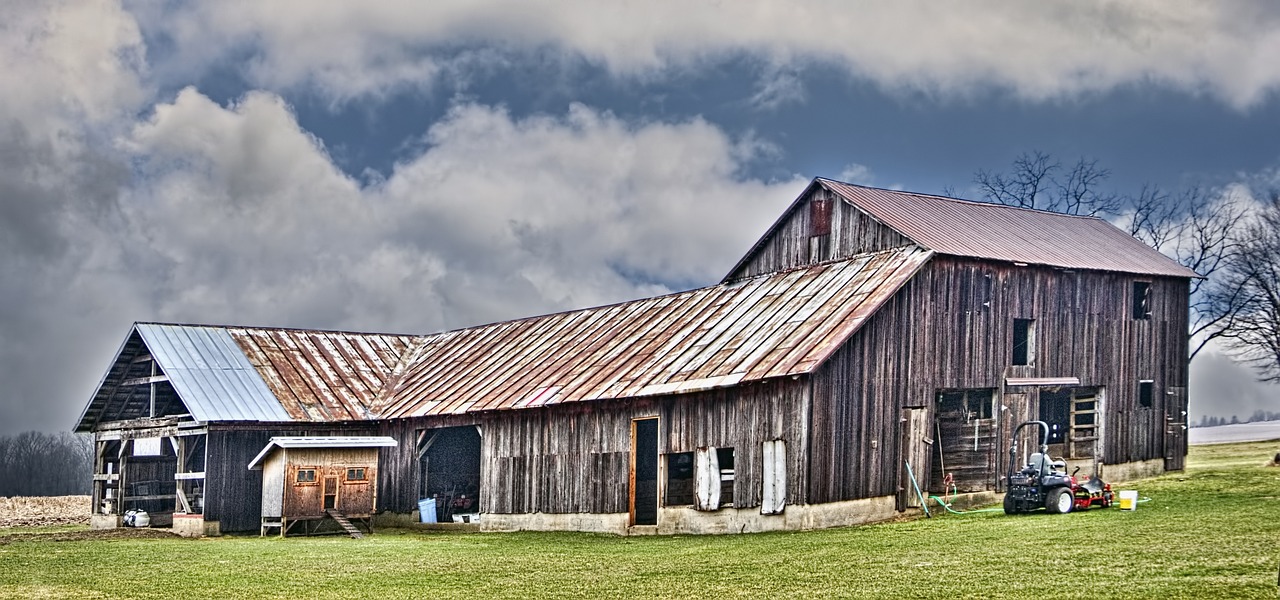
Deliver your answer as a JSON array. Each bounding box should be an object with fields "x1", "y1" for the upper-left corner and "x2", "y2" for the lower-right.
[{"x1": 418, "y1": 498, "x2": 437, "y2": 523}]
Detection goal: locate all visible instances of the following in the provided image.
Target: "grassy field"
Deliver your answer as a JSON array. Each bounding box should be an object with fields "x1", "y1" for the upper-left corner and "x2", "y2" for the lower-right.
[{"x1": 1, "y1": 440, "x2": 1277, "y2": 599}]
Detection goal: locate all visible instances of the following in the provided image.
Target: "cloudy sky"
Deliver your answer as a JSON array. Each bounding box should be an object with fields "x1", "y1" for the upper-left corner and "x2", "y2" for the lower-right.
[{"x1": 3, "y1": 0, "x2": 1279, "y2": 435}]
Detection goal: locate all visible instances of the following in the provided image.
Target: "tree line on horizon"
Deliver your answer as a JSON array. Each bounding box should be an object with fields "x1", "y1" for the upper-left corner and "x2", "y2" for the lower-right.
[
  {"x1": 0, "y1": 431, "x2": 91, "y2": 497},
  {"x1": 1192, "y1": 410, "x2": 1280, "y2": 428}
]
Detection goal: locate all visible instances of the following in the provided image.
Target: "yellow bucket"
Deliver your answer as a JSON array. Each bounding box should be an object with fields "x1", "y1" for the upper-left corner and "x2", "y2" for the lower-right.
[{"x1": 1118, "y1": 490, "x2": 1138, "y2": 510}]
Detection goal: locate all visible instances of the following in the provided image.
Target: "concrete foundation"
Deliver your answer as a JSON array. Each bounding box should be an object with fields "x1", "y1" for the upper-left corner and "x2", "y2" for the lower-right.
[
  {"x1": 172, "y1": 514, "x2": 220, "y2": 538},
  {"x1": 476, "y1": 495, "x2": 899, "y2": 535},
  {"x1": 89, "y1": 514, "x2": 121, "y2": 530},
  {"x1": 1099, "y1": 459, "x2": 1166, "y2": 483}
]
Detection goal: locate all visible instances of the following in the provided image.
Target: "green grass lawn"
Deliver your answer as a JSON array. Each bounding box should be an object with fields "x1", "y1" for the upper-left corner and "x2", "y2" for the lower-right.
[{"x1": 2, "y1": 440, "x2": 1277, "y2": 599}]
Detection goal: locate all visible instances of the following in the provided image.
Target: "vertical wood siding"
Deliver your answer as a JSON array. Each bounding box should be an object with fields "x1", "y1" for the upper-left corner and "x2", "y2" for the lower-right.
[
  {"x1": 808, "y1": 256, "x2": 1190, "y2": 503},
  {"x1": 479, "y1": 379, "x2": 809, "y2": 515},
  {"x1": 729, "y1": 188, "x2": 911, "y2": 280}
]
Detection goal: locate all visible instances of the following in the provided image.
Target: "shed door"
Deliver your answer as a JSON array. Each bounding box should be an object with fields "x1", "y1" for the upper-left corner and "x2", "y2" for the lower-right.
[
  {"x1": 1165, "y1": 387, "x2": 1187, "y2": 471},
  {"x1": 900, "y1": 407, "x2": 931, "y2": 510},
  {"x1": 323, "y1": 475, "x2": 338, "y2": 511}
]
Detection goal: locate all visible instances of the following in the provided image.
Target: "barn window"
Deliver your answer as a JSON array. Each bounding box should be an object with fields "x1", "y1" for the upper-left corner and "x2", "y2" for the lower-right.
[
  {"x1": 1132, "y1": 281, "x2": 1152, "y2": 319},
  {"x1": 296, "y1": 468, "x2": 317, "y2": 484},
  {"x1": 693, "y1": 447, "x2": 735, "y2": 510},
  {"x1": 716, "y1": 448, "x2": 735, "y2": 508},
  {"x1": 664, "y1": 452, "x2": 695, "y2": 506},
  {"x1": 1139, "y1": 380, "x2": 1154, "y2": 408},
  {"x1": 1012, "y1": 319, "x2": 1035, "y2": 366},
  {"x1": 345, "y1": 467, "x2": 366, "y2": 482}
]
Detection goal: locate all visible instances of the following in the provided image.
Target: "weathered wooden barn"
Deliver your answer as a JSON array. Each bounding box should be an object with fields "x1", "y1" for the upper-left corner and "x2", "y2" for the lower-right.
[{"x1": 76, "y1": 179, "x2": 1196, "y2": 535}]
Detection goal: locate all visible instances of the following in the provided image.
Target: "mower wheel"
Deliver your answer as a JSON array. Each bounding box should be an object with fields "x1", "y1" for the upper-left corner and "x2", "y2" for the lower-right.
[
  {"x1": 1046, "y1": 487, "x2": 1074, "y2": 514},
  {"x1": 1003, "y1": 494, "x2": 1018, "y2": 515}
]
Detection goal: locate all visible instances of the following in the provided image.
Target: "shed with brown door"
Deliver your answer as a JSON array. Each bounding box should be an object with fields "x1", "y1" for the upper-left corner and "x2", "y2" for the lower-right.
[{"x1": 248, "y1": 436, "x2": 397, "y2": 537}]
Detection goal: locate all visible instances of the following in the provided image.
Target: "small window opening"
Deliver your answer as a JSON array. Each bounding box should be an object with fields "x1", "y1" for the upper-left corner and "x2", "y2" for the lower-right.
[
  {"x1": 1139, "y1": 380, "x2": 1154, "y2": 408},
  {"x1": 345, "y1": 467, "x2": 366, "y2": 482},
  {"x1": 664, "y1": 452, "x2": 695, "y2": 506},
  {"x1": 1132, "y1": 282, "x2": 1152, "y2": 319},
  {"x1": 716, "y1": 448, "x2": 735, "y2": 507},
  {"x1": 296, "y1": 468, "x2": 317, "y2": 484},
  {"x1": 1012, "y1": 319, "x2": 1035, "y2": 366}
]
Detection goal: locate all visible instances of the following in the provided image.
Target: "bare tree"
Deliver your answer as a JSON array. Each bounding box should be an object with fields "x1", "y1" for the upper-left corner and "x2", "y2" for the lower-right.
[
  {"x1": 0, "y1": 431, "x2": 93, "y2": 496},
  {"x1": 974, "y1": 151, "x2": 1121, "y2": 216},
  {"x1": 1217, "y1": 193, "x2": 1280, "y2": 382},
  {"x1": 970, "y1": 151, "x2": 1248, "y2": 361},
  {"x1": 1128, "y1": 184, "x2": 1248, "y2": 360}
]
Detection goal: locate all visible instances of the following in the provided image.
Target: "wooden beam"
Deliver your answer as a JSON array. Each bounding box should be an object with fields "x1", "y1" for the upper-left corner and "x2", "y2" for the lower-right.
[
  {"x1": 92, "y1": 474, "x2": 120, "y2": 482},
  {"x1": 122, "y1": 375, "x2": 168, "y2": 386},
  {"x1": 174, "y1": 472, "x2": 205, "y2": 480},
  {"x1": 122, "y1": 494, "x2": 176, "y2": 502},
  {"x1": 129, "y1": 354, "x2": 153, "y2": 364},
  {"x1": 175, "y1": 486, "x2": 192, "y2": 513}
]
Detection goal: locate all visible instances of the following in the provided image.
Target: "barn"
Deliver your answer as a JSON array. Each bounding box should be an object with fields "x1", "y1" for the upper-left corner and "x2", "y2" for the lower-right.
[{"x1": 75, "y1": 178, "x2": 1196, "y2": 535}]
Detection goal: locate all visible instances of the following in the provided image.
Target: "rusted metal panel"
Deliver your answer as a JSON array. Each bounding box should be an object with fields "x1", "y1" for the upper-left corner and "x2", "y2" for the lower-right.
[
  {"x1": 227, "y1": 328, "x2": 417, "y2": 423},
  {"x1": 380, "y1": 246, "x2": 932, "y2": 418}
]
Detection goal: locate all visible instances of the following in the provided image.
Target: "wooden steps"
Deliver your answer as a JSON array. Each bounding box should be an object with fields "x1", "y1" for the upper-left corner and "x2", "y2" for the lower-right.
[{"x1": 325, "y1": 509, "x2": 363, "y2": 539}]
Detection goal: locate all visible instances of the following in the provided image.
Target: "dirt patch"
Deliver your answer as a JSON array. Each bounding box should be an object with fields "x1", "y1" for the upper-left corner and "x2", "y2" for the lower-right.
[
  {"x1": 0, "y1": 496, "x2": 90, "y2": 528},
  {"x1": 0, "y1": 527, "x2": 179, "y2": 544}
]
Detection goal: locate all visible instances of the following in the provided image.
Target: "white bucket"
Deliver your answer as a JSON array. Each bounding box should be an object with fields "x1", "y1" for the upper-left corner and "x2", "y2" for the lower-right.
[{"x1": 1118, "y1": 490, "x2": 1138, "y2": 511}]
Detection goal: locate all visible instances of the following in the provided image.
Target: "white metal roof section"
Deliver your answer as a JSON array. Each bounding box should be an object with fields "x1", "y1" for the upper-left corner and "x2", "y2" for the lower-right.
[
  {"x1": 247, "y1": 435, "x2": 398, "y2": 470},
  {"x1": 136, "y1": 323, "x2": 293, "y2": 423}
]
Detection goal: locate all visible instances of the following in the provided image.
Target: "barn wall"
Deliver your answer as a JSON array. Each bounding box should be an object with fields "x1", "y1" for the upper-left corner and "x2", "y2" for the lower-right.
[
  {"x1": 729, "y1": 187, "x2": 911, "y2": 280},
  {"x1": 808, "y1": 255, "x2": 1190, "y2": 502},
  {"x1": 480, "y1": 378, "x2": 809, "y2": 515}
]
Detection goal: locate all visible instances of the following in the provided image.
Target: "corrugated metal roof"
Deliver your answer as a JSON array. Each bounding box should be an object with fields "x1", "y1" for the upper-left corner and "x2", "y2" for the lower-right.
[
  {"x1": 136, "y1": 323, "x2": 292, "y2": 423},
  {"x1": 378, "y1": 246, "x2": 932, "y2": 418},
  {"x1": 247, "y1": 435, "x2": 398, "y2": 470},
  {"x1": 819, "y1": 179, "x2": 1199, "y2": 278},
  {"x1": 228, "y1": 328, "x2": 417, "y2": 422}
]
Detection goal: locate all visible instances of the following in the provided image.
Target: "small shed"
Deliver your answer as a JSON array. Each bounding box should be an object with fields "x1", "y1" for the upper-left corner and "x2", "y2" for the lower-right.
[{"x1": 248, "y1": 436, "x2": 397, "y2": 537}]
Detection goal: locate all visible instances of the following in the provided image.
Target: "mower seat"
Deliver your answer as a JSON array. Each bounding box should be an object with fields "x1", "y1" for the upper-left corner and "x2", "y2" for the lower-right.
[{"x1": 1027, "y1": 453, "x2": 1051, "y2": 474}]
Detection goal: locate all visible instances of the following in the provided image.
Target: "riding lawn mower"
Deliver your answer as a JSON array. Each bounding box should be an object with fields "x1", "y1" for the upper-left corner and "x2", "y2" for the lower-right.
[{"x1": 1003, "y1": 420, "x2": 1114, "y2": 514}]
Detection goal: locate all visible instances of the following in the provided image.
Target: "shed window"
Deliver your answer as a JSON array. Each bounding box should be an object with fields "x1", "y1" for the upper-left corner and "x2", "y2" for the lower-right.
[
  {"x1": 296, "y1": 468, "x2": 317, "y2": 484},
  {"x1": 1132, "y1": 282, "x2": 1152, "y2": 320},
  {"x1": 665, "y1": 452, "x2": 695, "y2": 506},
  {"x1": 1012, "y1": 319, "x2": 1035, "y2": 366},
  {"x1": 1139, "y1": 380, "x2": 1154, "y2": 408},
  {"x1": 346, "y1": 467, "x2": 366, "y2": 482}
]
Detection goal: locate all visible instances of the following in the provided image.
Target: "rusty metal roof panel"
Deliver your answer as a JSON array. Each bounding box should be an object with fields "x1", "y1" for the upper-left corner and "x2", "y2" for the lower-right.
[
  {"x1": 819, "y1": 179, "x2": 1198, "y2": 278},
  {"x1": 135, "y1": 323, "x2": 293, "y2": 423},
  {"x1": 381, "y1": 246, "x2": 933, "y2": 418},
  {"x1": 227, "y1": 327, "x2": 417, "y2": 423}
]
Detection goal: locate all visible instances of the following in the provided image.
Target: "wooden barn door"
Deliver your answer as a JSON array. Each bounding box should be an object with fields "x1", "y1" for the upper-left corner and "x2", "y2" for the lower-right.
[
  {"x1": 900, "y1": 407, "x2": 931, "y2": 510},
  {"x1": 323, "y1": 472, "x2": 339, "y2": 511},
  {"x1": 630, "y1": 418, "x2": 659, "y2": 526}
]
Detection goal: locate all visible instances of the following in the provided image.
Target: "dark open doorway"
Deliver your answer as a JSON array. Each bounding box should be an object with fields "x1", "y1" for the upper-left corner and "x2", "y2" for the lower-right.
[
  {"x1": 417, "y1": 426, "x2": 482, "y2": 522},
  {"x1": 630, "y1": 418, "x2": 658, "y2": 526}
]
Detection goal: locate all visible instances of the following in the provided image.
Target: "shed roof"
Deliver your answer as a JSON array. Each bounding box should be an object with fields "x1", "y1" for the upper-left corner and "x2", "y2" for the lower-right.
[
  {"x1": 79, "y1": 245, "x2": 932, "y2": 428},
  {"x1": 378, "y1": 245, "x2": 932, "y2": 418},
  {"x1": 247, "y1": 435, "x2": 398, "y2": 470}
]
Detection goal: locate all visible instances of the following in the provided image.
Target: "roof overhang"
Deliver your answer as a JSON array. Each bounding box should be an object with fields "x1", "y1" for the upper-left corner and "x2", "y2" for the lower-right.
[{"x1": 247, "y1": 436, "x2": 398, "y2": 470}]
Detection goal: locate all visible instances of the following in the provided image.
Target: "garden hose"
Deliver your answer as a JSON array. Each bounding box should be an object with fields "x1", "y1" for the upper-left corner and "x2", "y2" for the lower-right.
[{"x1": 929, "y1": 495, "x2": 1004, "y2": 514}]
